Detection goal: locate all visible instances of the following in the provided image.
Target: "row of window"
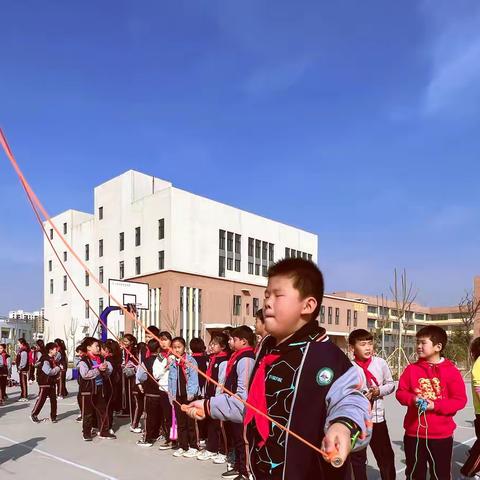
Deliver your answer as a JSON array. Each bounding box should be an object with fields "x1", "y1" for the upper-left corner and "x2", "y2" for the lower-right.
[
  {"x1": 219, "y1": 230, "x2": 242, "y2": 277},
  {"x1": 247, "y1": 237, "x2": 274, "y2": 277},
  {"x1": 285, "y1": 247, "x2": 312, "y2": 262},
  {"x1": 367, "y1": 306, "x2": 459, "y2": 322},
  {"x1": 49, "y1": 251, "x2": 166, "y2": 294},
  {"x1": 232, "y1": 295, "x2": 261, "y2": 317},
  {"x1": 320, "y1": 306, "x2": 358, "y2": 327}
]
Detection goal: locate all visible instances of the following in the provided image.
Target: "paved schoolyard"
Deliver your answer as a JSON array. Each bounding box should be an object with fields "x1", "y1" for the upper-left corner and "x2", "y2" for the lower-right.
[{"x1": 0, "y1": 380, "x2": 476, "y2": 479}]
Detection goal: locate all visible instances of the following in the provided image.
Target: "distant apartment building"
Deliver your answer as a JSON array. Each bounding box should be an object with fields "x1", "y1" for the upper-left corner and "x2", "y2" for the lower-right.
[
  {"x1": 44, "y1": 170, "x2": 318, "y2": 346},
  {"x1": 8, "y1": 309, "x2": 45, "y2": 341},
  {"x1": 1, "y1": 315, "x2": 33, "y2": 351}
]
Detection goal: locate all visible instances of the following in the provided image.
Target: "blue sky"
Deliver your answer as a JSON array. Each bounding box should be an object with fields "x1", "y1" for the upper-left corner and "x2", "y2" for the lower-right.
[{"x1": 1, "y1": 0, "x2": 480, "y2": 311}]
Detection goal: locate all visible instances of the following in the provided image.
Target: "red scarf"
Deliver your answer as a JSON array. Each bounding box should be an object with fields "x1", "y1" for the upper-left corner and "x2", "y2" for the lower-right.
[
  {"x1": 225, "y1": 347, "x2": 254, "y2": 380},
  {"x1": 87, "y1": 352, "x2": 102, "y2": 367},
  {"x1": 1, "y1": 352, "x2": 8, "y2": 366},
  {"x1": 145, "y1": 348, "x2": 151, "y2": 359},
  {"x1": 29, "y1": 350, "x2": 35, "y2": 364},
  {"x1": 206, "y1": 351, "x2": 228, "y2": 379},
  {"x1": 178, "y1": 354, "x2": 188, "y2": 380},
  {"x1": 49, "y1": 354, "x2": 57, "y2": 368},
  {"x1": 160, "y1": 349, "x2": 170, "y2": 359},
  {"x1": 244, "y1": 353, "x2": 280, "y2": 446},
  {"x1": 192, "y1": 353, "x2": 205, "y2": 358},
  {"x1": 354, "y1": 356, "x2": 379, "y2": 387}
]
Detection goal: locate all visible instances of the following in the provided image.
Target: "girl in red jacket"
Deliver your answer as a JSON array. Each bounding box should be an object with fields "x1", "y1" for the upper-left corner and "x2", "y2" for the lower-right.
[{"x1": 396, "y1": 325, "x2": 467, "y2": 480}]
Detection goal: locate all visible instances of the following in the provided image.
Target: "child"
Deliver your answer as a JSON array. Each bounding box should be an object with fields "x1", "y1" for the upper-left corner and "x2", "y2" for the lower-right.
[
  {"x1": 120, "y1": 334, "x2": 137, "y2": 421},
  {"x1": 168, "y1": 336, "x2": 200, "y2": 458},
  {"x1": 461, "y1": 337, "x2": 480, "y2": 478},
  {"x1": 74, "y1": 343, "x2": 85, "y2": 422},
  {"x1": 136, "y1": 338, "x2": 164, "y2": 447},
  {"x1": 34, "y1": 340, "x2": 46, "y2": 383},
  {"x1": 0, "y1": 343, "x2": 11, "y2": 404},
  {"x1": 196, "y1": 333, "x2": 230, "y2": 464},
  {"x1": 396, "y1": 325, "x2": 467, "y2": 480},
  {"x1": 132, "y1": 341, "x2": 146, "y2": 433},
  {"x1": 54, "y1": 338, "x2": 68, "y2": 398},
  {"x1": 78, "y1": 337, "x2": 116, "y2": 441},
  {"x1": 101, "y1": 340, "x2": 120, "y2": 435},
  {"x1": 190, "y1": 337, "x2": 209, "y2": 393},
  {"x1": 30, "y1": 342, "x2": 60, "y2": 423},
  {"x1": 254, "y1": 308, "x2": 268, "y2": 351},
  {"x1": 28, "y1": 345, "x2": 37, "y2": 384},
  {"x1": 156, "y1": 331, "x2": 175, "y2": 450},
  {"x1": 188, "y1": 258, "x2": 371, "y2": 480},
  {"x1": 16, "y1": 338, "x2": 30, "y2": 401},
  {"x1": 349, "y1": 329, "x2": 396, "y2": 480}
]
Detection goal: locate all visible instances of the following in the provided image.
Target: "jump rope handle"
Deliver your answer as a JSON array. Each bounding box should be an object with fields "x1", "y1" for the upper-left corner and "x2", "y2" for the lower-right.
[
  {"x1": 416, "y1": 398, "x2": 428, "y2": 413},
  {"x1": 181, "y1": 404, "x2": 206, "y2": 420},
  {"x1": 321, "y1": 449, "x2": 344, "y2": 468}
]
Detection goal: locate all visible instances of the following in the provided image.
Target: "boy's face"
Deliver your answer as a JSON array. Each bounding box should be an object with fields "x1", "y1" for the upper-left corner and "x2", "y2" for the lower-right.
[
  {"x1": 255, "y1": 317, "x2": 267, "y2": 338},
  {"x1": 264, "y1": 275, "x2": 317, "y2": 343},
  {"x1": 159, "y1": 337, "x2": 171, "y2": 351},
  {"x1": 416, "y1": 336, "x2": 441, "y2": 360},
  {"x1": 48, "y1": 348, "x2": 56, "y2": 357},
  {"x1": 172, "y1": 341, "x2": 185, "y2": 357},
  {"x1": 210, "y1": 341, "x2": 222, "y2": 355},
  {"x1": 101, "y1": 346, "x2": 108, "y2": 356},
  {"x1": 231, "y1": 336, "x2": 248, "y2": 352},
  {"x1": 227, "y1": 335, "x2": 234, "y2": 350},
  {"x1": 352, "y1": 339, "x2": 374, "y2": 360},
  {"x1": 0, "y1": 346, "x2": 4, "y2": 354},
  {"x1": 122, "y1": 338, "x2": 131, "y2": 348},
  {"x1": 88, "y1": 341, "x2": 100, "y2": 355}
]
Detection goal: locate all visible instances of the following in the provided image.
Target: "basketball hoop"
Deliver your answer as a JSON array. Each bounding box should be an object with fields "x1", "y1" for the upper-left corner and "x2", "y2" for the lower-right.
[{"x1": 125, "y1": 304, "x2": 137, "y2": 317}]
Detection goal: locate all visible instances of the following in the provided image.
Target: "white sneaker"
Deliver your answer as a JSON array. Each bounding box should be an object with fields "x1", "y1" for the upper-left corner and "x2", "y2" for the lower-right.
[
  {"x1": 197, "y1": 450, "x2": 215, "y2": 461},
  {"x1": 182, "y1": 448, "x2": 199, "y2": 458},
  {"x1": 130, "y1": 426, "x2": 142, "y2": 434},
  {"x1": 198, "y1": 439, "x2": 206, "y2": 448},
  {"x1": 212, "y1": 453, "x2": 226, "y2": 464},
  {"x1": 109, "y1": 429, "x2": 115, "y2": 435},
  {"x1": 173, "y1": 448, "x2": 186, "y2": 457}
]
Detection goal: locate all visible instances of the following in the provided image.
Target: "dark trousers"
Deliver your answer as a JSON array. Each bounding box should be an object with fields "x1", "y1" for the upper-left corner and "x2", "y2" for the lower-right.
[
  {"x1": 81, "y1": 387, "x2": 109, "y2": 436},
  {"x1": 0, "y1": 375, "x2": 7, "y2": 401},
  {"x1": 32, "y1": 385, "x2": 57, "y2": 419},
  {"x1": 159, "y1": 391, "x2": 172, "y2": 440},
  {"x1": 144, "y1": 395, "x2": 162, "y2": 442},
  {"x1": 57, "y1": 370, "x2": 68, "y2": 397},
  {"x1": 132, "y1": 389, "x2": 145, "y2": 428},
  {"x1": 175, "y1": 397, "x2": 198, "y2": 450},
  {"x1": 122, "y1": 374, "x2": 135, "y2": 420},
  {"x1": 404, "y1": 435, "x2": 453, "y2": 480},
  {"x1": 28, "y1": 364, "x2": 35, "y2": 382},
  {"x1": 226, "y1": 421, "x2": 248, "y2": 476},
  {"x1": 461, "y1": 414, "x2": 480, "y2": 477},
  {"x1": 207, "y1": 418, "x2": 227, "y2": 454},
  {"x1": 77, "y1": 391, "x2": 82, "y2": 413},
  {"x1": 351, "y1": 420, "x2": 396, "y2": 480},
  {"x1": 19, "y1": 371, "x2": 28, "y2": 398}
]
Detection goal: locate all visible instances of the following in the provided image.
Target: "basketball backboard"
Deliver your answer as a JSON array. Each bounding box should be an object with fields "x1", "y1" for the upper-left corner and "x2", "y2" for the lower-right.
[{"x1": 108, "y1": 279, "x2": 149, "y2": 310}]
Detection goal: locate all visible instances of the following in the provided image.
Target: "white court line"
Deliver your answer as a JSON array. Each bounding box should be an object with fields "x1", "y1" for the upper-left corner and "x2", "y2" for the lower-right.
[
  {"x1": 0, "y1": 434, "x2": 118, "y2": 480},
  {"x1": 395, "y1": 436, "x2": 477, "y2": 474}
]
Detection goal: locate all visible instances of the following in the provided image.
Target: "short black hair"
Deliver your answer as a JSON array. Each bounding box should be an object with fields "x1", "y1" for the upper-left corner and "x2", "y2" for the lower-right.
[
  {"x1": 210, "y1": 333, "x2": 229, "y2": 350},
  {"x1": 268, "y1": 258, "x2": 324, "y2": 320},
  {"x1": 255, "y1": 309, "x2": 264, "y2": 323},
  {"x1": 471, "y1": 337, "x2": 480, "y2": 361},
  {"x1": 222, "y1": 326, "x2": 234, "y2": 336},
  {"x1": 190, "y1": 337, "x2": 206, "y2": 354},
  {"x1": 348, "y1": 329, "x2": 373, "y2": 346},
  {"x1": 147, "y1": 339, "x2": 160, "y2": 354},
  {"x1": 45, "y1": 342, "x2": 57, "y2": 353},
  {"x1": 172, "y1": 337, "x2": 186, "y2": 347},
  {"x1": 82, "y1": 337, "x2": 99, "y2": 349},
  {"x1": 122, "y1": 334, "x2": 137, "y2": 345},
  {"x1": 18, "y1": 338, "x2": 29, "y2": 348},
  {"x1": 146, "y1": 325, "x2": 160, "y2": 337},
  {"x1": 416, "y1": 326, "x2": 448, "y2": 352},
  {"x1": 159, "y1": 331, "x2": 172, "y2": 341},
  {"x1": 231, "y1": 326, "x2": 255, "y2": 347},
  {"x1": 0, "y1": 343, "x2": 6, "y2": 350}
]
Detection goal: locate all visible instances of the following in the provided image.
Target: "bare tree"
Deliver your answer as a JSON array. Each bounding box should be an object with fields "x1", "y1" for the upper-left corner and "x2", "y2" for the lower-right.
[
  {"x1": 64, "y1": 317, "x2": 78, "y2": 361},
  {"x1": 163, "y1": 308, "x2": 180, "y2": 337},
  {"x1": 457, "y1": 290, "x2": 480, "y2": 369},
  {"x1": 374, "y1": 294, "x2": 391, "y2": 359},
  {"x1": 388, "y1": 268, "x2": 417, "y2": 378}
]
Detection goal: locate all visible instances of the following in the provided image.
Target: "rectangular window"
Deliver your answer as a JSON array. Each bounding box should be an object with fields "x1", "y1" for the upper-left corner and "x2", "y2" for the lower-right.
[
  {"x1": 85, "y1": 244, "x2": 90, "y2": 261},
  {"x1": 85, "y1": 300, "x2": 90, "y2": 319},
  {"x1": 48, "y1": 260, "x2": 52, "y2": 272},
  {"x1": 227, "y1": 257, "x2": 233, "y2": 271},
  {"x1": 335, "y1": 307, "x2": 340, "y2": 325},
  {"x1": 99, "y1": 206, "x2": 103, "y2": 220},
  {"x1": 135, "y1": 227, "x2": 141, "y2": 247},
  {"x1": 99, "y1": 239, "x2": 103, "y2": 257},
  {"x1": 269, "y1": 243, "x2": 274, "y2": 263},
  {"x1": 354, "y1": 310, "x2": 358, "y2": 327},
  {"x1": 285, "y1": 247, "x2": 290, "y2": 258},
  {"x1": 255, "y1": 240, "x2": 261, "y2": 259},
  {"x1": 308, "y1": 254, "x2": 312, "y2": 261},
  {"x1": 253, "y1": 298, "x2": 259, "y2": 316},
  {"x1": 119, "y1": 232, "x2": 124, "y2": 251},
  {"x1": 63, "y1": 251, "x2": 67, "y2": 262},
  {"x1": 262, "y1": 265, "x2": 268, "y2": 277},
  {"x1": 347, "y1": 309, "x2": 351, "y2": 326},
  {"x1": 158, "y1": 250, "x2": 165, "y2": 270},
  {"x1": 235, "y1": 259, "x2": 241, "y2": 272},
  {"x1": 291, "y1": 249, "x2": 296, "y2": 258},
  {"x1": 328, "y1": 307, "x2": 332, "y2": 324},
  {"x1": 248, "y1": 261, "x2": 254, "y2": 274},
  {"x1": 320, "y1": 305, "x2": 325, "y2": 323},
  {"x1": 63, "y1": 275, "x2": 67, "y2": 291},
  {"x1": 119, "y1": 261, "x2": 124, "y2": 279},
  {"x1": 50, "y1": 279, "x2": 53, "y2": 294},
  {"x1": 99, "y1": 266, "x2": 104, "y2": 284},
  {"x1": 63, "y1": 223, "x2": 67, "y2": 235},
  {"x1": 368, "y1": 319, "x2": 376, "y2": 329},
  {"x1": 262, "y1": 241, "x2": 268, "y2": 260},
  {"x1": 248, "y1": 238, "x2": 254, "y2": 256},
  {"x1": 85, "y1": 271, "x2": 89, "y2": 287},
  {"x1": 219, "y1": 255, "x2": 225, "y2": 277},
  {"x1": 50, "y1": 228, "x2": 54, "y2": 240},
  {"x1": 219, "y1": 230, "x2": 226, "y2": 250},
  {"x1": 99, "y1": 297, "x2": 104, "y2": 313},
  {"x1": 227, "y1": 232, "x2": 233, "y2": 252},
  {"x1": 233, "y1": 295, "x2": 242, "y2": 316},
  {"x1": 158, "y1": 218, "x2": 165, "y2": 240},
  {"x1": 235, "y1": 234, "x2": 241, "y2": 254},
  {"x1": 135, "y1": 256, "x2": 141, "y2": 275},
  {"x1": 255, "y1": 263, "x2": 260, "y2": 276},
  {"x1": 367, "y1": 306, "x2": 377, "y2": 314}
]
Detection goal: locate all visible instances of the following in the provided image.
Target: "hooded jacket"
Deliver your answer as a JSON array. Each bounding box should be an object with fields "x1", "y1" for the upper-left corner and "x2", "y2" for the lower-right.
[{"x1": 396, "y1": 357, "x2": 467, "y2": 439}]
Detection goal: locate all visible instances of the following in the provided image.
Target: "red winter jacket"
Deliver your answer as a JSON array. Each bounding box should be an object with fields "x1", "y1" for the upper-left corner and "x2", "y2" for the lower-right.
[{"x1": 396, "y1": 358, "x2": 467, "y2": 439}]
